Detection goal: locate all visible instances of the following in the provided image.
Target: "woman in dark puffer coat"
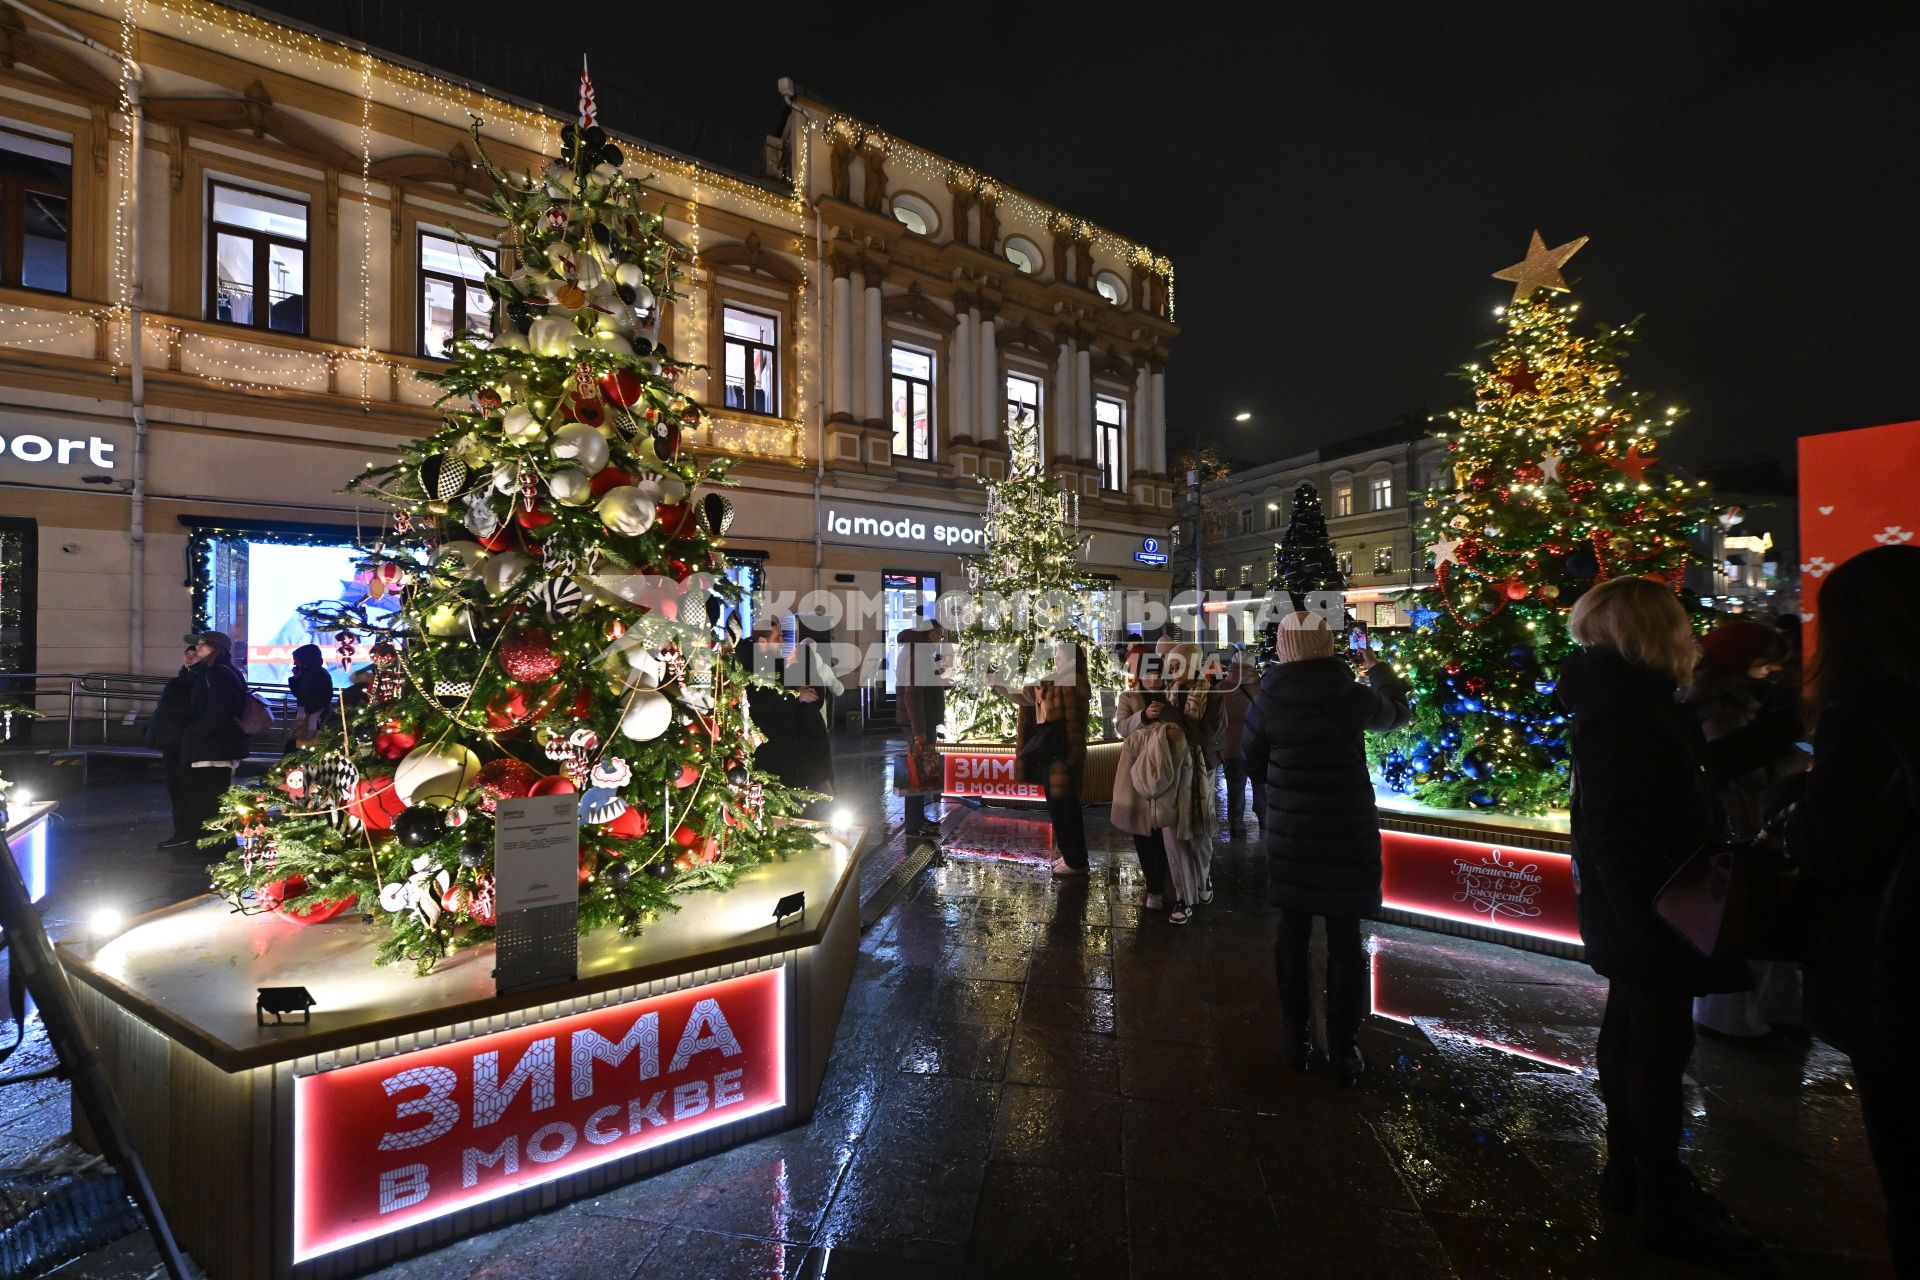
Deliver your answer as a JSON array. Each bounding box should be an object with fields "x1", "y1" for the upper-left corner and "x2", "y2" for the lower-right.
[
  {"x1": 1242, "y1": 611, "x2": 1408, "y2": 1083},
  {"x1": 1557, "y1": 576, "x2": 1766, "y2": 1268}
]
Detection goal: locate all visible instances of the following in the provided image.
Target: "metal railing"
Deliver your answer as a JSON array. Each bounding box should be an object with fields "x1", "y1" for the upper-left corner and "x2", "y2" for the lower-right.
[{"x1": 0, "y1": 671, "x2": 306, "y2": 756}]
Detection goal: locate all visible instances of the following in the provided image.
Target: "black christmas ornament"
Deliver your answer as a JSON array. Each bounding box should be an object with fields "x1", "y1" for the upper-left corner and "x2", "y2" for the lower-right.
[
  {"x1": 590, "y1": 223, "x2": 612, "y2": 248},
  {"x1": 419, "y1": 455, "x2": 470, "y2": 502},
  {"x1": 605, "y1": 861, "x2": 632, "y2": 888},
  {"x1": 697, "y1": 492, "x2": 735, "y2": 537},
  {"x1": 602, "y1": 143, "x2": 623, "y2": 167},
  {"x1": 459, "y1": 838, "x2": 490, "y2": 868},
  {"x1": 726, "y1": 764, "x2": 751, "y2": 788},
  {"x1": 394, "y1": 805, "x2": 447, "y2": 848},
  {"x1": 615, "y1": 283, "x2": 636, "y2": 305},
  {"x1": 1505, "y1": 645, "x2": 1535, "y2": 669},
  {"x1": 1564, "y1": 547, "x2": 1600, "y2": 580},
  {"x1": 506, "y1": 300, "x2": 534, "y2": 333},
  {"x1": 646, "y1": 860, "x2": 674, "y2": 879}
]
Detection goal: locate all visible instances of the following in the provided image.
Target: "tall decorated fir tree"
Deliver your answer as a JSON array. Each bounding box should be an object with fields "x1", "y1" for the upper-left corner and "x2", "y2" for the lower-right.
[
  {"x1": 1271, "y1": 482, "x2": 1347, "y2": 611},
  {"x1": 207, "y1": 87, "x2": 817, "y2": 969},
  {"x1": 946, "y1": 413, "x2": 1125, "y2": 742},
  {"x1": 1379, "y1": 232, "x2": 1701, "y2": 813}
]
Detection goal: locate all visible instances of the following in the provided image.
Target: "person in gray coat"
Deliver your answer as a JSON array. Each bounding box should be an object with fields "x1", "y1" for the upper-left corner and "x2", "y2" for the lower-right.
[{"x1": 1242, "y1": 612, "x2": 1408, "y2": 1082}]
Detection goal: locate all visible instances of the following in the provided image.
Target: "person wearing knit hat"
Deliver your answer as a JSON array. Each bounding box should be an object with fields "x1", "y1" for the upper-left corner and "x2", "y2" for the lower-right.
[{"x1": 1241, "y1": 610, "x2": 1409, "y2": 1082}]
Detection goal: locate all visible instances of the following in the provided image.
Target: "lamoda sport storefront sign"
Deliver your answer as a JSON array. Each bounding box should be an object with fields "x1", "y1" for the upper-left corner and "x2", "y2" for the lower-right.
[
  {"x1": 293, "y1": 968, "x2": 784, "y2": 1261},
  {"x1": 0, "y1": 417, "x2": 131, "y2": 490},
  {"x1": 821, "y1": 505, "x2": 984, "y2": 551}
]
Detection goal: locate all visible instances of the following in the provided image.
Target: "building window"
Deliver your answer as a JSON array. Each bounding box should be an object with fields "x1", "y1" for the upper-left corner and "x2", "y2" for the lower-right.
[
  {"x1": 1240, "y1": 564, "x2": 1253, "y2": 587},
  {"x1": 208, "y1": 181, "x2": 309, "y2": 333},
  {"x1": 418, "y1": 230, "x2": 495, "y2": 358},
  {"x1": 1266, "y1": 503, "x2": 1280, "y2": 530},
  {"x1": 1239, "y1": 508, "x2": 1254, "y2": 535},
  {"x1": 1004, "y1": 236, "x2": 1042, "y2": 275},
  {"x1": 1094, "y1": 395, "x2": 1125, "y2": 491},
  {"x1": 1006, "y1": 372, "x2": 1042, "y2": 436},
  {"x1": 1370, "y1": 475, "x2": 1394, "y2": 509},
  {"x1": 1332, "y1": 484, "x2": 1354, "y2": 517},
  {"x1": 890, "y1": 192, "x2": 938, "y2": 237},
  {"x1": 1094, "y1": 271, "x2": 1128, "y2": 306},
  {"x1": 1377, "y1": 604, "x2": 1399, "y2": 627},
  {"x1": 1, "y1": 128, "x2": 71, "y2": 293},
  {"x1": 1373, "y1": 546, "x2": 1393, "y2": 575},
  {"x1": 890, "y1": 344, "x2": 935, "y2": 461},
  {"x1": 1337, "y1": 551, "x2": 1353, "y2": 576},
  {"x1": 722, "y1": 305, "x2": 779, "y2": 415},
  {"x1": 1212, "y1": 567, "x2": 1226, "y2": 588}
]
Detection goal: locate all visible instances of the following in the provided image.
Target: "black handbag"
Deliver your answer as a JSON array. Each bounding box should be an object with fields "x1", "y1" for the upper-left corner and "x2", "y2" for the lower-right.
[{"x1": 1655, "y1": 836, "x2": 1808, "y2": 963}]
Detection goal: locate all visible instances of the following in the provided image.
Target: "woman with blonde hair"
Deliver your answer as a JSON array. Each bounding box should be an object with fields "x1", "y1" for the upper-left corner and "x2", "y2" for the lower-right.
[{"x1": 1557, "y1": 575, "x2": 1767, "y2": 1266}]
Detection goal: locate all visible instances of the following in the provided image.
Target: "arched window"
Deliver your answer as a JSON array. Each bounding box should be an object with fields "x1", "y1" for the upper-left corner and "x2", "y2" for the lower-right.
[
  {"x1": 1004, "y1": 236, "x2": 1043, "y2": 275},
  {"x1": 1329, "y1": 471, "x2": 1355, "y2": 518},
  {"x1": 890, "y1": 191, "x2": 939, "y2": 238},
  {"x1": 1093, "y1": 270, "x2": 1128, "y2": 306}
]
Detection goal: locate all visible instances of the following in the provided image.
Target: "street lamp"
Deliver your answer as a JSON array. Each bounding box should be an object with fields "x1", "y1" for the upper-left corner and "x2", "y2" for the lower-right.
[
  {"x1": 1185, "y1": 412, "x2": 1256, "y2": 639},
  {"x1": 1233, "y1": 411, "x2": 1252, "y2": 422}
]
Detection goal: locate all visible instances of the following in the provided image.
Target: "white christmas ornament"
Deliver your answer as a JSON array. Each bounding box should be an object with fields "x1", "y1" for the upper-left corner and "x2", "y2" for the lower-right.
[
  {"x1": 551, "y1": 423, "x2": 611, "y2": 473},
  {"x1": 423, "y1": 602, "x2": 472, "y2": 637},
  {"x1": 635, "y1": 474, "x2": 689, "y2": 505},
  {"x1": 622, "y1": 644, "x2": 666, "y2": 685},
  {"x1": 632, "y1": 284, "x2": 657, "y2": 316},
  {"x1": 501, "y1": 408, "x2": 543, "y2": 444},
  {"x1": 619, "y1": 689, "x2": 673, "y2": 741},
  {"x1": 574, "y1": 256, "x2": 605, "y2": 291},
  {"x1": 597, "y1": 486, "x2": 658, "y2": 536},
  {"x1": 392, "y1": 743, "x2": 482, "y2": 804},
  {"x1": 548, "y1": 467, "x2": 595, "y2": 505},
  {"x1": 434, "y1": 541, "x2": 490, "y2": 573},
  {"x1": 614, "y1": 262, "x2": 644, "y2": 290},
  {"x1": 482, "y1": 551, "x2": 532, "y2": 596},
  {"x1": 590, "y1": 756, "x2": 633, "y2": 788},
  {"x1": 528, "y1": 316, "x2": 577, "y2": 358},
  {"x1": 588, "y1": 331, "x2": 635, "y2": 358},
  {"x1": 490, "y1": 330, "x2": 529, "y2": 354}
]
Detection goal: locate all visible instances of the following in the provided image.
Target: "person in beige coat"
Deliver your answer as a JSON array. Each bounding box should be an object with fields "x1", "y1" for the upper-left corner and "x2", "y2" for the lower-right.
[{"x1": 1112, "y1": 638, "x2": 1219, "y2": 924}]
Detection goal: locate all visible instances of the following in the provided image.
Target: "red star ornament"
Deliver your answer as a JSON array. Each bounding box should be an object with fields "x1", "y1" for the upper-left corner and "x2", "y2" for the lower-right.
[{"x1": 1608, "y1": 445, "x2": 1655, "y2": 485}]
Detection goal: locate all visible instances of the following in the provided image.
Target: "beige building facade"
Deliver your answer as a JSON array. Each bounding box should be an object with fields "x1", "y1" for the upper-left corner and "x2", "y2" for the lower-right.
[{"x1": 0, "y1": 0, "x2": 1178, "y2": 703}]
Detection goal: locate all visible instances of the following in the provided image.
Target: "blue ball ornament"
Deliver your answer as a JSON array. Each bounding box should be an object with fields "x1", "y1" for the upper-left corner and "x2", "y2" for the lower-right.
[
  {"x1": 1437, "y1": 726, "x2": 1463, "y2": 751},
  {"x1": 1534, "y1": 678, "x2": 1558, "y2": 696},
  {"x1": 1506, "y1": 646, "x2": 1535, "y2": 669},
  {"x1": 1565, "y1": 548, "x2": 1600, "y2": 580},
  {"x1": 1468, "y1": 790, "x2": 1498, "y2": 809}
]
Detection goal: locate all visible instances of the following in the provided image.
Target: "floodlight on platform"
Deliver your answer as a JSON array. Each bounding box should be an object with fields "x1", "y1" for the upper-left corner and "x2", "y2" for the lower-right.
[
  {"x1": 773, "y1": 892, "x2": 806, "y2": 929},
  {"x1": 89, "y1": 907, "x2": 123, "y2": 939}
]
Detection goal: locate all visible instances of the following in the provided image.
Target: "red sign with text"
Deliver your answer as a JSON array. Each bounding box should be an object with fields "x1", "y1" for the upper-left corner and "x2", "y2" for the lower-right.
[
  {"x1": 942, "y1": 750, "x2": 1044, "y2": 801},
  {"x1": 1380, "y1": 830, "x2": 1581, "y2": 946},
  {"x1": 293, "y1": 967, "x2": 785, "y2": 1262},
  {"x1": 1798, "y1": 419, "x2": 1920, "y2": 654}
]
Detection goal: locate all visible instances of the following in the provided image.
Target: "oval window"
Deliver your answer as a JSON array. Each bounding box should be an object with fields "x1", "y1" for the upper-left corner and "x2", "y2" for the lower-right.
[
  {"x1": 889, "y1": 192, "x2": 938, "y2": 238},
  {"x1": 1004, "y1": 236, "x2": 1042, "y2": 275},
  {"x1": 1094, "y1": 272, "x2": 1127, "y2": 306}
]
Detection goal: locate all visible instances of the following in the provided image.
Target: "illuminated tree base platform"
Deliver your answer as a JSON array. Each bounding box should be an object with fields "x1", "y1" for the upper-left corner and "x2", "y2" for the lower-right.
[
  {"x1": 937, "y1": 741, "x2": 1123, "y2": 807},
  {"x1": 57, "y1": 831, "x2": 861, "y2": 1280},
  {"x1": 1374, "y1": 795, "x2": 1582, "y2": 959}
]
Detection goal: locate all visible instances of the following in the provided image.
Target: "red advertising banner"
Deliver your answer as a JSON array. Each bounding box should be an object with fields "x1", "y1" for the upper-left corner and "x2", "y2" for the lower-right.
[
  {"x1": 293, "y1": 967, "x2": 785, "y2": 1262},
  {"x1": 942, "y1": 750, "x2": 1044, "y2": 802},
  {"x1": 1798, "y1": 419, "x2": 1920, "y2": 651},
  {"x1": 1380, "y1": 830, "x2": 1581, "y2": 946}
]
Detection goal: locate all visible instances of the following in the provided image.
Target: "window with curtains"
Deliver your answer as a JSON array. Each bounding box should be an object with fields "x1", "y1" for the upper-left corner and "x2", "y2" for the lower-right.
[
  {"x1": 418, "y1": 230, "x2": 496, "y2": 358},
  {"x1": 1374, "y1": 546, "x2": 1393, "y2": 574},
  {"x1": 1332, "y1": 483, "x2": 1354, "y2": 517},
  {"x1": 1095, "y1": 395, "x2": 1125, "y2": 490},
  {"x1": 0, "y1": 127, "x2": 71, "y2": 293},
  {"x1": 1370, "y1": 473, "x2": 1394, "y2": 509},
  {"x1": 722, "y1": 305, "x2": 779, "y2": 415},
  {"x1": 208, "y1": 181, "x2": 309, "y2": 333},
  {"x1": 890, "y1": 344, "x2": 935, "y2": 460}
]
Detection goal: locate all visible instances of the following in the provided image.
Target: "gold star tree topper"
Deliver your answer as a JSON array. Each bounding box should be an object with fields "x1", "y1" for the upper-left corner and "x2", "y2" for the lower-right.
[{"x1": 1492, "y1": 230, "x2": 1589, "y2": 305}]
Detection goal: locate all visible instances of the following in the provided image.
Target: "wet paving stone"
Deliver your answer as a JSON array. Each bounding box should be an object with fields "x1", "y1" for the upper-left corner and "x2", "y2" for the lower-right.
[
  {"x1": 1121, "y1": 1099, "x2": 1264, "y2": 1190},
  {"x1": 860, "y1": 1075, "x2": 1001, "y2": 1166},
  {"x1": 637, "y1": 1226, "x2": 805, "y2": 1280},
  {"x1": 963, "y1": 1164, "x2": 1128, "y2": 1278},
  {"x1": 1125, "y1": 1176, "x2": 1280, "y2": 1280},
  {"x1": 814, "y1": 1155, "x2": 987, "y2": 1261},
  {"x1": 1015, "y1": 984, "x2": 1117, "y2": 1036},
  {"x1": 1003, "y1": 1026, "x2": 1123, "y2": 1094},
  {"x1": 1270, "y1": 1203, "x2": 1456, "y2": 1280},
  {"x1": 897, "y1": 1018, "x2": 1014, "y2": 1081},
  {"x1": 670, "y1": 1133, "x2": 853, "y2": 1244},
  {"x1": 988, "y1": 1084, "x2": 1125, "y2": 1173}
]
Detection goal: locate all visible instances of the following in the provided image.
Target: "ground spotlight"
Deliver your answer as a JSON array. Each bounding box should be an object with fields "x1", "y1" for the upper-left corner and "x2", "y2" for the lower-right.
[{"x1": 89, "y1": 906, "x2": 123, "y2": 938}]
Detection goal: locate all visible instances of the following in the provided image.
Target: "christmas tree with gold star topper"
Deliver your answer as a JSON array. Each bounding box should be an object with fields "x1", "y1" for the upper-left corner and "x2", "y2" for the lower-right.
[
  {"x1": 1374, "y1": 232, "x2": 1704, "y2": 814},
  {"x1": 945, "y1": 410, "x2": 1126, "y2": 743},
  {"x1": 204, "y1": 74, "x2": 818, "y2": 971}
]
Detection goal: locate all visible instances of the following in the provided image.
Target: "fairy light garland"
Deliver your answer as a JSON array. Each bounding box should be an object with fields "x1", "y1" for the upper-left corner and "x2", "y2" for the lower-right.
[{"x1": 356, "y1": 50, "x2": 375, "y2": 405}]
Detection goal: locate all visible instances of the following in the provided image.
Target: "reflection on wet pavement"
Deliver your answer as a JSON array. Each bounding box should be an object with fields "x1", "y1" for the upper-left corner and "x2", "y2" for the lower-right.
[{"x1": 8, "y1": 751, "x2": 1892, "y2": 1279}]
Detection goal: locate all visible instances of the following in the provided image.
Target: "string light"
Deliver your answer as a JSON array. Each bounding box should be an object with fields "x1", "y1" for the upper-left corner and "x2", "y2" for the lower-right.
[{"x1": 357, "y1": 50, "x2": 374, "y2": 405}]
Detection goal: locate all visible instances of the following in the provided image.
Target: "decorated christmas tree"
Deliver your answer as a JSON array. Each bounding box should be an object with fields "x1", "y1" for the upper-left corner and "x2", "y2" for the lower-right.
[
  {"x1": 1271, "y1": 482, "x2": 1347, "y2": 611},
  {"x1": 1378, "y1": 232, "x2": 1701, "y2": 813},
  {"x1": 946, "y1": 413, "x2": 1125, "y2": 742},
  {"x1": 206, "y1": 84, "x2": 817, "y2": 969}
]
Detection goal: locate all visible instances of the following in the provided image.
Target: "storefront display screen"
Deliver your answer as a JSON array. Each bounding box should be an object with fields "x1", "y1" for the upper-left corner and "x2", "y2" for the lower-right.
[{"x1": 200, "y1": 531, "x2": 399, "y2": 686}]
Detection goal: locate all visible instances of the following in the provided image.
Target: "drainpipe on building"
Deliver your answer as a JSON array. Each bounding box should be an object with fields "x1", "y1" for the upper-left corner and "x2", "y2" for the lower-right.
[{"x1": 3, "y1": 0, "x2": 146, "y2": 675}]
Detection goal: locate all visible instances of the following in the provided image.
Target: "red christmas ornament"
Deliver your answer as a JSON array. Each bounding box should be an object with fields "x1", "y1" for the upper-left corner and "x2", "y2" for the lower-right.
[
  {"x1": 1496, "y1": 488, "x2": 1511, "y2": 503},
  {"x1": 577, "y1": 852, "x2": 595, "y2": 884},
  {"x1": 258, "y1": 875, "x2": 356, "y2": 924},
  {"x1": 1608, "y1": 445, "x2": 1655, "y2": 485},
  {"x1": 1464, "y1": 674, "x2": 1489, "y2": 695},
  {"x1": 697, "y1": 837, "x2": 720, "y2": 866},
  {"x1": 589, "y1": 467, "x2": 633, "y2": 499},
  {"x1": 516, "y1": 505, "x2": 557, "y2": 532},
  {"x1": 469, "y1": 876, "x2": 497, "y2": 925},
  {"x1": 347, "y1": 777, "x2": 406, "y2": 833},
  {"x1": 499, "y1": 625, "x2": 563, "y2": 684},
  {"x1": 1622, "y1": 509, "x2": 1645, "y2": 525},
  {"x1": 473, "y1": 523, "x2": 516, "y2": 552},
  {"x1": 486, "y1": 683, "x2": 563, "y2": 729},
  {"x1": 672, "y1": 823, "x2": 699, "y2": 848},
  {"x1": 1444, "y1": 661, "x2": 1463, "y2": 676},
  {"x1": 604, "y1": 807, "x2": 649, "y2": 838},
  {"x1": 569, "y1": 685, "x2": 597, "y2": 718},
  {"x1": 1503, "y1": 578, "x2": 1530, "y2": 600},
  {"x1": 1565, "y1": 479, "x2": 1596, "y2": 500},
  {"x1": 673, "y1": 851, "x2": 697, "y2": 871},
  {"x1": 599, "y1": 368, "x2": 643, "y2": 407},
  {"x1": 529, "y1": 774, "x2": 577, "y2": 796},
  {"x1": 374, "y1": 721, "x2": 419, "y2": 760},
  {"x1": 654, "y1": 502, "x2": 696, "y2": 538},
  {"x1": 1513, "y1": 462, "x2": 1544, "y2": 485},
  {"x1": 671, "y1": 763, "x2": 700, "y2": 788},
  {"x1": 1467, "y1": 469, "x2": 1492, "y2": 492},
  {"x1": 470, "y1": 757, "x2": 543, "y2": 810}
]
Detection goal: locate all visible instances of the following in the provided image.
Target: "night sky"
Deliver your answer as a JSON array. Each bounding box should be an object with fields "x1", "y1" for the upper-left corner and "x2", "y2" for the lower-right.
[{"x1": 271, "y1": 0, "x2": 1919, "y2": 472}]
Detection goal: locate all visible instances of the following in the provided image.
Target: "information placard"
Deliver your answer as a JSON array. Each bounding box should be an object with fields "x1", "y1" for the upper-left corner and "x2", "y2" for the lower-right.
[{"x1": 493, "y1": 795, "x2": 580, "y2": 994}]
